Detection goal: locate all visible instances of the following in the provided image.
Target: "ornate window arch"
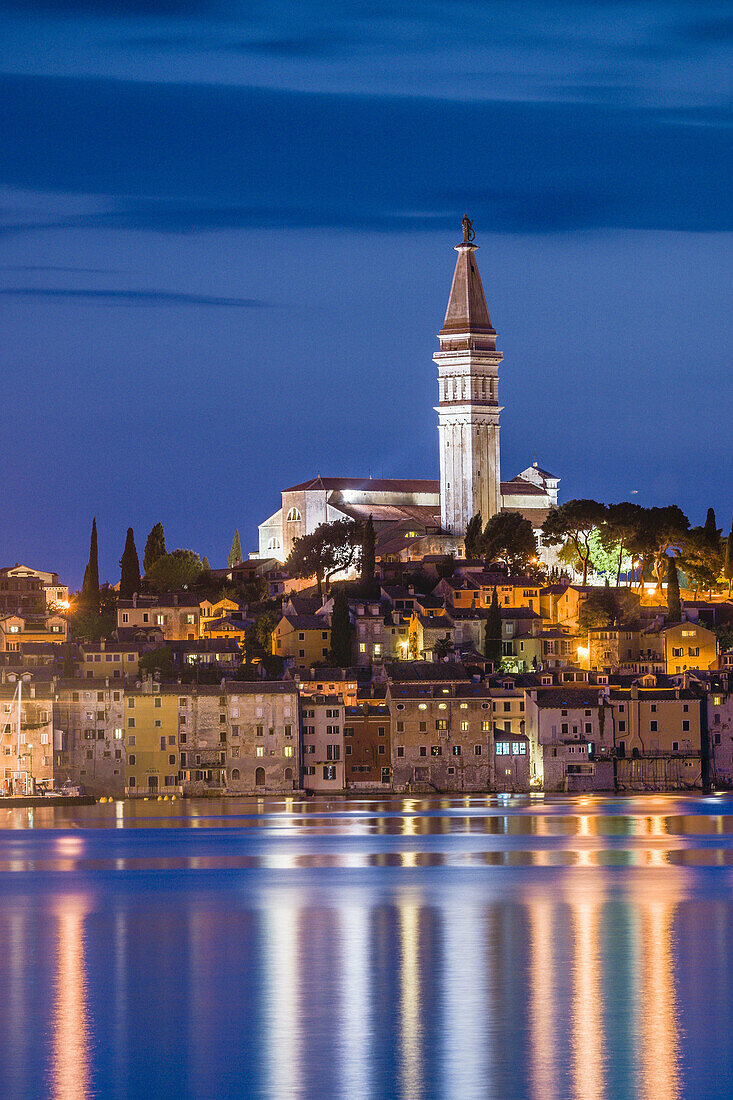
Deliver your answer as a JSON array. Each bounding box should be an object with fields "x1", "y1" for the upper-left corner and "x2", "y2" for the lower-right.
[
  {"x1": 267, "y1": 536, "x2": 281, "y2": 551},
  {"x1": 286, "y1": 507, "x2": 301, "y2": 522}
]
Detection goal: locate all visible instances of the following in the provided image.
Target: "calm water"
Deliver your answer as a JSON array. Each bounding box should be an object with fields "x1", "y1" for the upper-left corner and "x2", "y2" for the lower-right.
[{"x1": 1, "y1": 795, "x2": 732, "y2": 1099}]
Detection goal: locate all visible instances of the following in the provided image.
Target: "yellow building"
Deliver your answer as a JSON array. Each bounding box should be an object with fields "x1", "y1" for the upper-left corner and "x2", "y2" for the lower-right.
[
  {"x1": 608, "y1": 679, "x2": 703, "y2": 787},
  {"x1": 657, "y1": 622, "x2": 717, "y2": 675},
  {"x1": 124, "y1": 684, "x2": 180, "y2": 794},
  {"x1": 273, "y1": 614, "x2": 331, "y2": 669},
  {"x1": 199, "y1": 597, "x2": 241, "y2": 636},
  {"x1": 0, "y1": 613, "x2": 67, "y2": 652},
  {"x1": 201, "y1": 616, "x2": 249, "y2": 648}
]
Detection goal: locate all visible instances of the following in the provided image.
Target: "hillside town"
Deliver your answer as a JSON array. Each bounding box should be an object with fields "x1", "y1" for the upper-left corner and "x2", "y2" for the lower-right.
[{"x1": 3, "y1": 221, "x2": 732, "y2": 799}]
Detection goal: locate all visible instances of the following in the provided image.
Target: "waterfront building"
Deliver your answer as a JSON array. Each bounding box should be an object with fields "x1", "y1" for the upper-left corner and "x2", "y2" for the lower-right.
[
  {"x1": 301, "y1": 693, "x2": 345, "y2": 791},
  {"x1": 177, "y1": 686, "x2": 227, "y2": 795},
  {"x1": 124, "y1": 683, "x2": 180, "y2": 795},
  {"x1": 0, "y1": 675, "x2": 54, "y2": 794},
  {"x1": 54, "y1": 679, "x2": 126, "y2": 797},
  {"x1": 224, "y1": 682, "x2": 299, "y2": 793},
  {"x1": 608, "y1": 679, "x2": 703, "y2": 789},
  {"x1": 344, "y1": 697, "x2": 392, "y2": 789},
  {"x1": 523, "y1": 686, "x2": 614, "y2": 792}
]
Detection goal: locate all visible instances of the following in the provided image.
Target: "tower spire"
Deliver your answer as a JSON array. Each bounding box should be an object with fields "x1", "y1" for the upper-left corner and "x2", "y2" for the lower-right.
[{"x1": 434, "y1": 218, "x2": 503, "y2": 535}]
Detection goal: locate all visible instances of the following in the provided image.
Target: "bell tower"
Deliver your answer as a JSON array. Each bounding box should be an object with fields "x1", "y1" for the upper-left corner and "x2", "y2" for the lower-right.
[{"x1": 434, "y1": 216, "x2": 502, "y2": 534}]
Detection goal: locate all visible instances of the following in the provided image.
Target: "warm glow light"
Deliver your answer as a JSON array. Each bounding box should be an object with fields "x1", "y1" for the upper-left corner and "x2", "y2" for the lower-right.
[
  {"x1": 577, "y1": 646, "x2": 589, "y2": 659},
  {"x1": 52, "y1": 895, "x2": 91, "y2": 1100}
]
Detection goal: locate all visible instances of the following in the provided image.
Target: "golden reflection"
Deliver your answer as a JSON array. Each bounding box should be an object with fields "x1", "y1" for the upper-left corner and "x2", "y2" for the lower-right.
[
  {"x1": 529, "y1": 898, "x2": 557, "y2": 1100},
  {"x1": 340, "y1": 904, "x2": 371, "y2": 1097},
  {"x1": 638, "y1": 899, "x2": 680, "y2": 1100},
  {"x1": 571, "y1": 894, "x2": 604, "y2": 1100},
  {"x1": 399, "y1": 902, "x2": 422, "y2": 1099},
  {"x1": 265, "y1": 899, "x2": 301, "y2": 1099},
  {"x1": 52, "y1": 894, "x2": 91, "y2": 1100}
]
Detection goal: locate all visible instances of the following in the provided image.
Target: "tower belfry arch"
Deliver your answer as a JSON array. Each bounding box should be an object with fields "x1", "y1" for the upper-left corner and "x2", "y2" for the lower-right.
[{"x1": 434, "y1": 217, "x2": 502, "y2": 534}]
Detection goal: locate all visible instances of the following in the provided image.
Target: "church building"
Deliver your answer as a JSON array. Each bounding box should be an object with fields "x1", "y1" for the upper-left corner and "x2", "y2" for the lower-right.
[{"x1": 256, "y1": 219, "x2": 558, "y2": 563}]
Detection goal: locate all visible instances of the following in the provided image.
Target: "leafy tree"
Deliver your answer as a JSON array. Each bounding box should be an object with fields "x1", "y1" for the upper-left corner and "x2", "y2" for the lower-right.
[
  {"x1": 600, "y1": 502, "x2": 644, "y2": 584},
  {"x1": 484, "y1": 586, "x2": 502, "y2": 667},
  {"x1": 481, "y1": 511, "x2": 537, "y2": 572},
  {"x1": 285, "y1": 519, "x2": 361, "y2": 598},
  {"x1": 577, "y1": 585, "x2": 641, "y2": 631},
  {"x1": 724, "y1": 517, "x2": 733, "y2": 596},
  {"x1": 677, "y1": 527, "x2": 723, "y2": 597},
  {"x1": 143, "y1": 522, "x2": 166, "y2": 575},
  {"x1": 645, "y1": 505, "x2": 690, "y2": 591},
  {"x1": 139, "y1": 646, "x2": 173, "y2": 681},
  {"x1": 464, "y1": 512, "x2": 483, "y2": 559},
  {"x1": 433, "y1": 636, "x2": 453, "y2": 661},
  {"x1": 119, "y1": 528, "x2": 141, "y2": 598},
  {"x1": 228, "y1": 529, "x2": 243, "y2": 568},
  {"x1": 145, "y1": 549, "x2": 203, "y2": 592},
  {"x1": 69, "y1": 584, "x2": 117, "y2": 642},
  {"x1": 81, "y1": 517, "x2": 100, "y2": 612},
  {"x1": 542, "y1": 500, "x2": 606, "y2": 584},
  {"x1": 361, "y1": 515, "x2": 376, "y2": 586},
  {"x1": 587, "y1": 527, "x2": 632, "y2": 581},
  {"x1": 704, "y1": 507, "x2": 719, "y2": 545},
  {"x1": 329, "y1": 587, "x2": 353, "y2": 666},
  {"x1": 666, "y1": 556, "x2": 681, "y2": 622}
]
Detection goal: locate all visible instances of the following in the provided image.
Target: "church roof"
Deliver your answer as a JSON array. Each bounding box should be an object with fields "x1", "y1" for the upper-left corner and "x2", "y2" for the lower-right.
[
  {"x1": 500, "y1": 477, "x2": 547, "y2": 497},
  {"x1": 439, "y1": 236, "x2": 495, "y2": 336},
  {"x1": 283, "y1": 476, "x2": 439, "y2": 494}
]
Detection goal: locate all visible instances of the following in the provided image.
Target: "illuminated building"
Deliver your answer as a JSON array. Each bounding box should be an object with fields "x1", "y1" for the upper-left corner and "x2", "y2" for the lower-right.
[{"x1": 255, "y1": 220, "x2": 559, "y2": 561}]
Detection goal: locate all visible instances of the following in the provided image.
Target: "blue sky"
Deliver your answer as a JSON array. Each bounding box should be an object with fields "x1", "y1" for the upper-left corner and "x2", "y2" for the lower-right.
[{"x1": 1, "y1": 0, "x2": 731, "y2": 585}]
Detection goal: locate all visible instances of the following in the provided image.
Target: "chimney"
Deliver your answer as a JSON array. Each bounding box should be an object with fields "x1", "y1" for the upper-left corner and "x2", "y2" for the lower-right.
[{"x1": 132, "y1": 593, "x2": 138, "y2": 608}]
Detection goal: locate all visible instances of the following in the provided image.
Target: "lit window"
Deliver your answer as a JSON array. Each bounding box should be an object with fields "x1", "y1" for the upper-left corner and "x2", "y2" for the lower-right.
[
  {"x1": 496, "y1": 741, "x2": 510, "y2": 755},
  {"x1": 256, "y1": 747, "x2": 264, "y2": 757},
  {"x1": 284, "y1": 746, "x2": 293, "y2": 757}
]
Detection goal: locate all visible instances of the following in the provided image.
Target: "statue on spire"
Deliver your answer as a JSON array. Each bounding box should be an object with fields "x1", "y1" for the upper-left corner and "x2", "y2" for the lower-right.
[{"x1": 461, "y1": 213, "x2": 475, "y2": 244}]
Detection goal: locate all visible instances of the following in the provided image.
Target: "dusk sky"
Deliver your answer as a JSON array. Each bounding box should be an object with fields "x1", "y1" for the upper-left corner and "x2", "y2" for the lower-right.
[{"x1": 2, "y1": 0, "x2": 731, "y2": 587}]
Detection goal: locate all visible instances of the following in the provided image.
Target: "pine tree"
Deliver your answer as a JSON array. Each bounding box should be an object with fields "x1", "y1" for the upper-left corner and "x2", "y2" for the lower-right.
[
  {"x1": 228, "y1": 529, "x2": 243, "y2": 568},
  {"x1": 143, "y1": 522, "x2": 166, "y2": 575},
  {"x1": 666, "y1": 556, "x2": 681, "y2": 622},
  {"x1": 484, "y1": 586, "x2": 503, "y2": 667},
  {"x1": 119, "y1": 528, "x2": 141, "y2": 598},
  {"x1": 464, "y1": 512, "x2": 483, "y2": 559},
  {"x1": 329, "y1": 588, "x2": 352, "y2": 667},
  {"x1": 724, "y1": 517, "x2": 733, "y2": 597},
  {"x1": 361, "y1": 515, "x2": 376, "y2": 586},
  {"x1": 81, "y1": 517, "x2": 99, "y2": 611},
  {"x1": 201, "y1": 557, "x2": 211, "y2": 572}
]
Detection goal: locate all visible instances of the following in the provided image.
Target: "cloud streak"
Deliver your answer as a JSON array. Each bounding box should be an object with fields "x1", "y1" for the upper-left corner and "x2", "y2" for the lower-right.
[
  {"x1": 0, "y1": 286, "x2": 266, "y2": 306},
  {"x1": 0, "y1": 73, "x2": 731, "y2": 236}
]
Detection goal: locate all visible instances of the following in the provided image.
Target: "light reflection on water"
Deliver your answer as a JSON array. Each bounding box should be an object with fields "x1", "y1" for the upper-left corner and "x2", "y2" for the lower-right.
[{"x1": 0, "y1": 796, "x2": 732, "y2": 1098}]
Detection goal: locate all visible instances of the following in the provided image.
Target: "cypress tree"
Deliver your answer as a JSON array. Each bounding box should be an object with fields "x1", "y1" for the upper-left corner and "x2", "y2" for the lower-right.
[
  {"x1": 724, "y1": 517, "x2": 733, "y2": 596},
  {"x1": 666, "y1": 556, "x2": 681, "y2": 622},
  {"x1": 329, "y1": 588, "x2": 352, "y2": 667},
  {"x1": 361, "y1": 515, "x2": 376, "y2": 586},
  {"x1": 464, "y1": 512, "x2": 483, "y2": 559},
  {"x1": 143, "y1": 522, "x2": 166, "y2": 574},
  {"x1": 81, "y1": 517, "x2": 99, "y2": 611},
  {"x1": 201, "y1": 556, "x2": 211, "y2": 572},
  {"x1": 484, "y1": 586, "x2": 503, "y2": 668},
  {"x1": 704, "y1": 507, "x2": 718, "y2": 544},
  {"x1": 228, "y1": 529, "x2": 243, "y2": 568},
  {"x1": 119, "y1": 528, "x2": 141, "y2": 598}
]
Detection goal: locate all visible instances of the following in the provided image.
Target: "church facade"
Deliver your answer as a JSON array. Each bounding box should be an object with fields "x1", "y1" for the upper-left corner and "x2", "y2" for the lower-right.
[{"x1": 256, "y1": 220, "x2": 558, "y2": 563}]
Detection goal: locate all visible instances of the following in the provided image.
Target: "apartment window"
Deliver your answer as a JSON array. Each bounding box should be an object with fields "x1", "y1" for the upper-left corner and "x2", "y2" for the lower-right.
[
  {"x1": 128, "y1": 717, "x2": 135, "y2": 728},
  {"x1": 618, "y1": 721, "x2": 626, "y2": 733},
  {"x1": 452, "y1": 745, "x2": 461, "y2": 756},
  {"x1": 419, "y1": 721, "x2": 427, "y2": 732},
  {"x1": 683, "y1": 704, "x2": 689, "y2": 713},
  {"x1": 651, "y1": 704, "x2": 657, "y2": 713},
  {"x1": 323, "y1": 765, "x2": 336, "y2": 781},
  {"x1": 122, "y1": 613, "x2": 129, "y2": 624},
  {"x1": 511, "y1": 742, "x2": 527, "y2": 755},
  {"x1": 431, "y1": 746, "x2": 442, "y2": 757},
  {"x1": 168, "y1": 754, "x2": 176, "y2": 766},
  {"x1": 461, "y1": 721, "x2": 469, "y2": 732},
  {"x1": 397, "y1": 747, "x2": 404, "y2": 757},
  {"x1": 419, "y1": 747, "x2": 427, "y2": 757},
  {"x1": 673, "y1": 741, "x2": 679, "y2": 752},
  {"x1": 154, "y1": 720, "x2": 162, "y2": 728},
  {"x1": 256, "y1": 747, "x2": 264, "y2": 757},
  {"x1": 298, "y1": 633, "x2": 305, "y2": 641},
  {"x1": 114, "y1": 728, "x2": 123, "y2": 739},
  {"x1": 256, "y1": 725, "x2": 264, "y2": 737},
  {"x1": 326, "y1": 744, "x2": 340, "y2": 761},
  {"x1": 378, "y1": 726, "x2": 385, "y2": 737},
  {"x1": 496, "y1": 742, "x2": 510, "y2": 755},
  {"x1": 650, "y1": 721, "x2": 658, "y2": 732},
  {"x1": 435, "y1": 720, "x2": 448, "y2": 731},
  {"x1": 128, "y1": 755, "x2": 136, "y2": 766},
  {"x1": 397, "y1": 721, "x2": 404, "y2": 733},
  {"x1": 682, "y1": 721, "x2": 690, "y2": 732},
  {"x1": 474, "y1": 745, "x2": 482, "y2": 756},
  {"x1": 482, "y1": 721, "x2": 490, "y2": 732},
  {"x1": 128, "y1": 735, "x2": 136, "y2": 747}
]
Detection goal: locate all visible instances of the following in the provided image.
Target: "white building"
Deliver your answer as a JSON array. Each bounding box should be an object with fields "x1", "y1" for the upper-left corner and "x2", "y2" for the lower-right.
[{"x1": 255, "y1": 218, "x2": 559, "y2": 562}]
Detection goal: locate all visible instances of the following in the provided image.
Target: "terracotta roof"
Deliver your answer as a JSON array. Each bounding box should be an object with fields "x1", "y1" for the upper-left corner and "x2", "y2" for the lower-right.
[
  {"x1": 500, "y1": 477, "x2": 548, "y2": 497},
  {"x1": 283, "y1": 476, "x2": 439, "y2": 494},
  {"x1": 439, "y1": 240, "x2": 495, "y2": 336}
]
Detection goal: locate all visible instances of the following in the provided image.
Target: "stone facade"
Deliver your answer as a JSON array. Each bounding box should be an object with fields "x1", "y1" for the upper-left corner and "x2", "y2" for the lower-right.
[
  {"x1": 224, "y1": 682, "x2": 299, "y2": 793},
  {"x1": 54, "y1": 679, "x2": 126, "y2": 797}
]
